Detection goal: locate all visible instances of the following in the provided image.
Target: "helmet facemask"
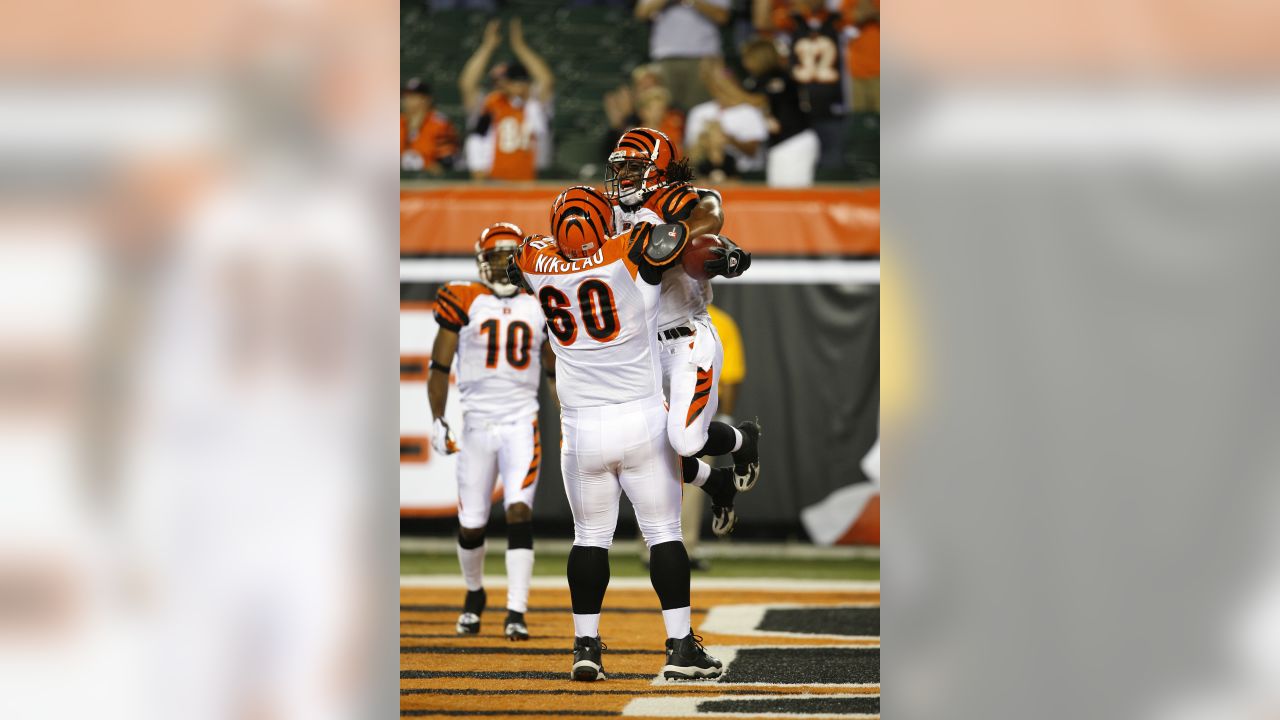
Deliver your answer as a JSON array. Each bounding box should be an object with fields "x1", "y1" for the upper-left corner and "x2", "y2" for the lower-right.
[
  {"x1": 606, "y1": 155, "x2": 662, "y2": 207},
  {"x1": 477, "y1": 244, "x2": 518, "y2": 296}
]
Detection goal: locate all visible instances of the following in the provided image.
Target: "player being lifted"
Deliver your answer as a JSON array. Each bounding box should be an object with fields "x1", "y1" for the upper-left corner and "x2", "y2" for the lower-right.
[
  {"x1": 605, "y1": 128, "x2": 761, "y2": 536},
  {"x1": 428, "y1": 222, "x2": 557, "y2": 641},
  {"x1": 507, "y1": 186, "x2": 749, "y2": 681}
]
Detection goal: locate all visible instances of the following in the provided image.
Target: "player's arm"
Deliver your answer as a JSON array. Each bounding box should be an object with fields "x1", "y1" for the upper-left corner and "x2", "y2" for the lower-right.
[
  {"x1": 509, "y1": 19, "x2": 555, "y2": 105},
  {"x1": 427, "y1": 328, "x2": 460, "y2": 454},
  {"x1": 628, "y1": 221, "x2": 689, "y2": 285},
  {"x1": 459, "y1": 19, "x2": 501, "y2": 112},
  {"x1": 540, "y1": 340, "x2": 559, "y2": 409},
  {"x1": 685, "y1": 190, "x2": 724, "y2": 238},
  {"x1": 661, "y1": 188, "x2": 749, "y2": 278}
]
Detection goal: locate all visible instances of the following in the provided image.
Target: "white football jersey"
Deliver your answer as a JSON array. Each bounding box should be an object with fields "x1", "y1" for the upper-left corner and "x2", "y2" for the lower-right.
[
  {"x1": 514, "y1": 225, "x2": 684, "y2": 409},
  {"x1": 434, "y1": 282, "x2": 546, "y2": 422},
  {"x1": 612, "y1": 184, "x2": 715, "y2": 332}
]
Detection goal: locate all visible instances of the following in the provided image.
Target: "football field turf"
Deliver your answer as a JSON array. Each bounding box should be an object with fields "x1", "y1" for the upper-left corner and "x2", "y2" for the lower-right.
[
  {"x1": 401, "y1": 553, "x2": 880, "y2": 718},
  {"x1": 401, "y1": 551, "x2": 880, "y2": 581}
]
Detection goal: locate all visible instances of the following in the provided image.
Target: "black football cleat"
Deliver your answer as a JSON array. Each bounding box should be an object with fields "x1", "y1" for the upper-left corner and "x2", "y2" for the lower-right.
[
  {"x1": 571, "y1": 636, "x2": 607, "y2": 681},
  {"x1": 504, "y1": 610, "x2": 530, "y2": 641},
  {"x1": 731, "y1": 420, "x2": 761, "y2": 492},
  {"x1": 663, "y1": 633, "x2": 722, "y2": 680},
  {"x1": 456, "y1": 587, "x2": 486, "y2": 636},
  {"x1": 700, "y1": 468, "x2": 738, "y2": 537}
]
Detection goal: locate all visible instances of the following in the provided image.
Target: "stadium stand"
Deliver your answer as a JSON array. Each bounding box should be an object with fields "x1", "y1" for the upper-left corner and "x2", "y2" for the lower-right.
[{"x1": 401, "y1": 0, "x2": 878, "y2": 181}]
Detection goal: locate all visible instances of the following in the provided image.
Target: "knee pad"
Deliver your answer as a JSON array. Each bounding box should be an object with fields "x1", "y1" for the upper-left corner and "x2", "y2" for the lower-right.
[
  {"x1": 572, "y1": 527, "x2": 615, "y2": 550},
  {"x1": 668, "y1": 424, "x2": 708, "y2": 459},
  {"x1": 637, "y1": 516, "x2": 683, "y2": 549},
  {"x1": 457, "y1": 527, "x2": 486, "y2": 550},
  {"x1": 507, "y1": 521, "x2": 534, "y2": 550}
]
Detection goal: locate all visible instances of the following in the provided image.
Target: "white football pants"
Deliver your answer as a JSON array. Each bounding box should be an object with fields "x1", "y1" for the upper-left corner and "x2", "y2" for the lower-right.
[{"x1": 561, "y1": 394, "x2": 683, "y2": 549}]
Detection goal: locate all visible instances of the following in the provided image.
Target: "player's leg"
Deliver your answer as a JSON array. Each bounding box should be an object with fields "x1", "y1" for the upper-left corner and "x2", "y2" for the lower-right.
[
  {"x1": 664, "y1": 320, "x2": 752, "y2": 533},
  {"x1": 455, "y1": 424, "x2": 499, "y2": 635},
  {"x1": 561, "y1": 407, "x2": 622, "y2": 681},
  {"x1": 496, "y1": 417, "x2": 540, "y2": 640},
  {"x1": 664, "y1": 320, "x2": 756, "y2": 471},
  {"x1": 620, "y1": 398, "x2": 721, "y2": 680}
]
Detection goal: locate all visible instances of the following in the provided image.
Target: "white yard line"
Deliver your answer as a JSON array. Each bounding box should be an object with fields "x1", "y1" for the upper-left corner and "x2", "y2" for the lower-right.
[
  {"x1": 699, "y1": 603, "x2": 880, "y2": 642},
  {"x1": 400, "y1": 575, "x2": 880, "y2": 593}
]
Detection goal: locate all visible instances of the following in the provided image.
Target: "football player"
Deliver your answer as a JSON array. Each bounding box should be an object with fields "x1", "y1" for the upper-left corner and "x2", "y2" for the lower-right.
[
  {"x1": 428, "y1": 222, "x2": 557, "y2": 641},
  {"x1": 508, "y1": 186, "x2": 748, "y2": 682},
  {"x1": 604, "y1": 128, "x2": 760, "y2": 538}
]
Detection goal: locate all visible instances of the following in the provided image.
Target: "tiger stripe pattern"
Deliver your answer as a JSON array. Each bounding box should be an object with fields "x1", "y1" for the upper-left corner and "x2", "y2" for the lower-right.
[
  {"x1": 521, "y1": 418, "x2": 541, "y2": 489},
  {"x1": 685, "y1": 366, "x2": 714, "y2": 427}
]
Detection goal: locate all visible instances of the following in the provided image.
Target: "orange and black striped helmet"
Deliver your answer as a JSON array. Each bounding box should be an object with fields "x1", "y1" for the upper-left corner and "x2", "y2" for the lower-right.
[
  {"x1": 475, "y1": 221, "x2": 523, "y2": 288},
  {"x1": 550, "y1": 186, "x2": 613, "y2": 259},
  {"x1": 606, "y1": 127, "x2": 677, "y2": 206}
]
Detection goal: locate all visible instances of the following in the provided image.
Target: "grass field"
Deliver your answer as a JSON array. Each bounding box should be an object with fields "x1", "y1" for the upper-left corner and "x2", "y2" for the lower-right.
[{"x1": 401, "y1": 551, "x2": 880, "y2": 581}]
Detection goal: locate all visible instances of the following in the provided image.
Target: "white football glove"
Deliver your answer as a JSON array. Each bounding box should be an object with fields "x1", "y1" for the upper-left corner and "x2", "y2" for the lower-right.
[{"x1": 431, "y1": 417, "x2": 459, "y2": 455}]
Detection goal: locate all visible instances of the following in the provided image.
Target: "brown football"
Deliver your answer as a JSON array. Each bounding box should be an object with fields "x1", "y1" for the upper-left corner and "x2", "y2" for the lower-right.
[{"x1": 681, "y1": 234, "x2": 724, "y2": 280}]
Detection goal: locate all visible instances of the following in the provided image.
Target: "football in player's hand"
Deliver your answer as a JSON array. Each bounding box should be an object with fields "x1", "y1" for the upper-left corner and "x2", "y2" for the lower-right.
[{"x1": 681, "y1": 234, "x2": 725, "y2": 280}]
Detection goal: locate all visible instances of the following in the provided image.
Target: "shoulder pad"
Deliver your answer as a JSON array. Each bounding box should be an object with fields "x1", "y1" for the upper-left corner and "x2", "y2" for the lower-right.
[
  {"x1": 434, "y1": 283, "x2": 474, "y2": 329},
  {"x1": 694, "y1": 187, "x2": 722, "y2": 203},
  {"x1": 651, "y1": 185, "x2": 698, "y2": 222},
  {"x1": 645, "y1": 223, "x2": 688, "y2": 264}
]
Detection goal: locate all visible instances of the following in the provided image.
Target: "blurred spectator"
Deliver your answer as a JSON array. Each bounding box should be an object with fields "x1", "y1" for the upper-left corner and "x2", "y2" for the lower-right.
[
  {"x1": 602, "y1": 66, "x2": 685, "y2": 158},
  {"x1": 845, "y1": 0, "x2": 879, "y2": 113},
  {"x1": 726, "y1": 43, "x2": 818, "y2": 186},
  {"x1": 400, "y1": 79, "x2": 459, "y2": 174},
  {"x1": 756, "y1": 0, "x2": 853, "y2": 169},
  {"x1": 635, "y1": 0, "x2": 731, "y2": 112},
  {"x1": 459, "y1": 19, "x2": 555, "y2": 181},
  {"x1": 686, "y1": 117, "x2": 741, "y2": 183},
  {"x1": 636, "y1": 88, "x2": 686, "y2": 157},
  {"x1": 687, "y1": 62, "x2": 769, "y2": 178},
  {"x1": 429, "y1": 0, "x2": 497, "y2": 10}
]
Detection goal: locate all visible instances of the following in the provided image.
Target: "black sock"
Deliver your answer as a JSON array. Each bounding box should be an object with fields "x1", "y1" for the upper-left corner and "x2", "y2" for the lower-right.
[
  {"x1": 566, "y1": 545, "x2": 610, "y2": 615},
  {"x1": 681, "y1": 456, "x2": 701, "y2": 483},
  {"x1": 507, "y1": 521, "x2": 534, "y2": 550},
  {"x1": 696, "y1": 421, "x2": 736, "y2": 457},
  {"x1": 648, "y1": 540, "x2": 691, "y2": 610}
]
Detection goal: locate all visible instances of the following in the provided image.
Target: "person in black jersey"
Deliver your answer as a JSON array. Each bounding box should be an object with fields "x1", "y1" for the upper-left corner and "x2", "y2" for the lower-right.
[{"x1": 738, "y1": 38, "x2": 820, "y2": 187}]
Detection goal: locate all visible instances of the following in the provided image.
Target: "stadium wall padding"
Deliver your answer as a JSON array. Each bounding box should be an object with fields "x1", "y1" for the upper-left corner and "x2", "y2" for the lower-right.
[
  {"x1": 400, "y1": 281, "x2": 880, "y2": 539},
  {"x1": 400, "y1": 185, "x2": 881, "y2": 257}
]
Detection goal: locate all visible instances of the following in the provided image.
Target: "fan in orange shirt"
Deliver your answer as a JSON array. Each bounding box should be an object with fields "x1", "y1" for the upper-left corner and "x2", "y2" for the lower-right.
[
  {"x1": 401, "y1": 79, "x2": 459, "y2": 174},
  {"x1": 635, "y1": 87, "x2": 686, "y2": 158},
  {"x1": 843, "y1": 0, "x2": 879, "y2": 112},
  {"x1": 459, "y1": 19, "x2": 555, "y2": 182}
]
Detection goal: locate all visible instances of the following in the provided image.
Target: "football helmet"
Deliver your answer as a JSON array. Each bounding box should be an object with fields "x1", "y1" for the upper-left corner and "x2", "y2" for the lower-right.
[
  {"x1": 606, "y1": 127, "x2": 677, "y2": 207},
  {"x1": 476, "y1": 222, "x2": 523, "y2": 295},
  {"x1": 550, "y1": 185, "x2": 613, "y2": 259}
]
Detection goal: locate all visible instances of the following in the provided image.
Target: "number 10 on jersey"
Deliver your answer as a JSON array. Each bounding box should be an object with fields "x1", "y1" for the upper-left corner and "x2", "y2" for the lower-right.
[{"x1": 478, "y1": 318, "x2": 532, "y2": 369}]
